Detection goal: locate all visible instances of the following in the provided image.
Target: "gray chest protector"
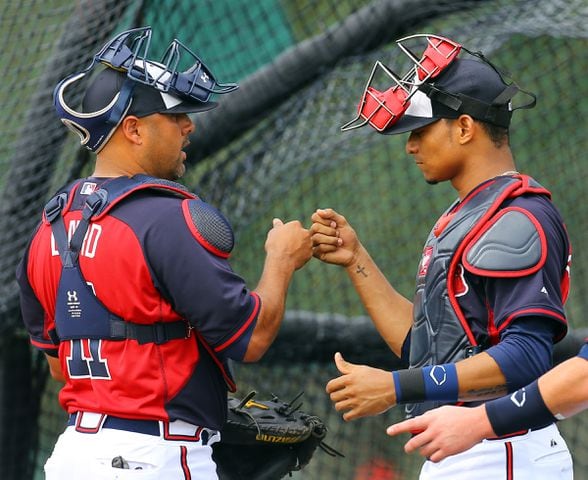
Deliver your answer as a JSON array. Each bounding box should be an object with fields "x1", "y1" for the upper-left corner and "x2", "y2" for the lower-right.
[{"x1": 407, "y1": 175, "x2": 551, "y2": 417}]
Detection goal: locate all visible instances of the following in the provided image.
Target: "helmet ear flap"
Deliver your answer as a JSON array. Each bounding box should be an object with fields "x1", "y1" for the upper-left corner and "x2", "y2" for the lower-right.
[
  {"x1": 60, "y1": 119, "x2": 90, "y2": 145},
  {"x1": 53, "y1": 72, "x2": 134, "y2": 153}
]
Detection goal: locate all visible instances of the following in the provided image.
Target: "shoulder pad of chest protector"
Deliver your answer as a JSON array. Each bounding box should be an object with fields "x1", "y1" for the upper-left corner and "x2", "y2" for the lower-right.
[
  {"x1": 462, "y1": 207, "x2": 546, "y2": 277},
  {"x1": 182, "y1": 199, "x2": 234, "y2": 258}
]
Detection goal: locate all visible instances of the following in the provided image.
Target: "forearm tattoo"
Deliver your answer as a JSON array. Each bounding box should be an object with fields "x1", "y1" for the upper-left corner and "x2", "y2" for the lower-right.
[
  {"x1": 355, "y1": 264, "x2": 368, "y2": 277},
  {"x1": 463, "y1": 384, "x2": 508, "y2": 400}
]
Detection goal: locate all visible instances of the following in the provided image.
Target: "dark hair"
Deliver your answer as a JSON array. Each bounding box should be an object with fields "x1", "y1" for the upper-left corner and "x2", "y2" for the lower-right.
[{"x1": 478, "y1": 121, "x2": 509, "y2": 148}]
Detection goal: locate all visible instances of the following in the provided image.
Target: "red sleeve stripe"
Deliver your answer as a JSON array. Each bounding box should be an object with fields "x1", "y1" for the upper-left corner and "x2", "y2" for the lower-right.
[
  {"x1": 30, "y1": 337, "x2": 58, "y2": 351},
  {"x1": 214, "y1": 292, "x2": 261, "y2": 353},
  {"x1": 498, "y1": 307, "x2": 568, "y2": 341}
]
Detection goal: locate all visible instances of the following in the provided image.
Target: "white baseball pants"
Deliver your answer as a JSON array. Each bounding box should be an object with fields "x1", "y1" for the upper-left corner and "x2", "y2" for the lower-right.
[{"x1": 420, "y1": 423, "x2": 572, "y2": 480}]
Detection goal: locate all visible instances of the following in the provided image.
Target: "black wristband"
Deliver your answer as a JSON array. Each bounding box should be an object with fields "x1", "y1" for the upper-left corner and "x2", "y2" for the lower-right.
[
  {"x1": 392, "y1": 368, "x2": 425, "y2": 404},
  {"x1": 485, "y1": 379, "x2": 556, "y2": 436}
]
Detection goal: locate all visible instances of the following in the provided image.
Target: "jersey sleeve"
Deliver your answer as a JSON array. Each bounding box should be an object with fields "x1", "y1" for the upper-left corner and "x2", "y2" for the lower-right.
[
  {"x1": 465, "y1": 195, "x2": 570, "y2": 341},
  {"x1": 16, "y1": 239, "x2": 59, "y2": 356},
  {"x1": 129, "y1": 195, "x2": 259, "y2": 361}
]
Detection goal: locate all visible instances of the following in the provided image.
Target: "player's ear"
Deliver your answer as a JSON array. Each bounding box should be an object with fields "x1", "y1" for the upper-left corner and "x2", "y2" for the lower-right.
[
  {"x1": 119, "y1": 115, "x2": 142, "y2": 145},
  {"x1": 454, "y1": 115, "x2": 475, "y2": 145}
]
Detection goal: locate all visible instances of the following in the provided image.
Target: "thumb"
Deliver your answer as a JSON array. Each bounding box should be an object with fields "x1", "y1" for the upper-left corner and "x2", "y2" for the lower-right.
[
  {"x1": 334, "y1": 352, "x2": 352, "y2": 374},
  {"x1": 272, "y1": 218, "x2": 284, "y2": 228}
]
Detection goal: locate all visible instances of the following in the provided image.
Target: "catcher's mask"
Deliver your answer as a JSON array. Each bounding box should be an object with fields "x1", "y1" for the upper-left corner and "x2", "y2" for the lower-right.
[
  {"x1": 54, "y1": 26, "x2": 238, "y2": 152},
  {"x1": 341, "y1": 34, "x2": 536, "y2": 135}
]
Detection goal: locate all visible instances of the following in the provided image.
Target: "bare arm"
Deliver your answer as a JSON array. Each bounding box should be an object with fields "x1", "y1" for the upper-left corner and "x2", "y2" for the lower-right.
[
  {"x1": 326, "y1": 350, "x2": 506, "y2": 421},
  {"x1": 539, "y1": 356, "x2": 588, "y2": 418},
  {"x1": 311, "y1": 208, "x2": 413, "y2": 356},
  {"x1": 243, "y1": 218, "x2": 312, "y2": 362},
  {"x1": 455, "y1": 352, "x2": 508, "y2": 402},
  {"x1": 45, "y1": 353, "x2": 66, "y2": 383}
]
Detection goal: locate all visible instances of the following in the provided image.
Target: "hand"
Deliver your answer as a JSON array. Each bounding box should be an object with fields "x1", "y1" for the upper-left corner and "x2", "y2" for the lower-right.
[
  {"x1": 265, "y1": 218, "x2": 313, "y2": 271},
  {"x1": 386, "y1": 405, "x2": 492, "y2": 462},
  {"x1": 326, "y1": 352, "x2": 395, "y2": 421},
  {"x1": 310, "y1": 209, "x2": 359, "y2": 267}
]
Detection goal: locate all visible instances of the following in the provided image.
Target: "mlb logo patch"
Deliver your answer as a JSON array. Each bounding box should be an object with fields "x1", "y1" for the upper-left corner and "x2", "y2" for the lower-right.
[
  {"x1": 418, "y1": 246, "x2": 433, "y2": 277},
  {"x1": 80, "y1": 182, "x2": 98, "y2": 195}
]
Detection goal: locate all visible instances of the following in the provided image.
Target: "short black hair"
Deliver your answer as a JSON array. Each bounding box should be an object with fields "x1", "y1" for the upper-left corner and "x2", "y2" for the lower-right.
[{"x1": 478, "y1": 121, "x2": 509, "y2": 148}]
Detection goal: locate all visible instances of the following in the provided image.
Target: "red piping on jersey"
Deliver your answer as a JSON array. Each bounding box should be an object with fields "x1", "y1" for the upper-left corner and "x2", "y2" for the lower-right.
[
  {"x1": 195, "y1": 332, "x2": 237, "y2": 392},
  {"x1": 499, "y1": 307, "x2": 568, "y2": 342},
  {"x1": 92, "y1": 183, "x2": 196, "y2": 220},
  {"x1": 485, "y1": 300, "x2": 500, "y2": 346},
  {"x1": 462, "y1": 207, "x2": 547, "y2": 278},
  {"x1": 180, "y1": 200, "x2": 230, "y2": 259},
  {"x1": 215, "y1": 292, "x2": 260, "y2": 353},
  {"x1": 487, "y1": 429, "x2": 528, "y2": 440},
  {"x1": 30, "y1": 337, "x2": 57, "y2": 351}
]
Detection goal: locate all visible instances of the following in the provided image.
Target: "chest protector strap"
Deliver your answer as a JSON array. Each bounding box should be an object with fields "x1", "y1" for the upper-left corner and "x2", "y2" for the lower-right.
[{"x1": 44, "y1": 175, "x2": 195, "y2": 344}]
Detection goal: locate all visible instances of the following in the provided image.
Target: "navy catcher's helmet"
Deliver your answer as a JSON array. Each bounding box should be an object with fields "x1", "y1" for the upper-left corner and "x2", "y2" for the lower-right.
[
  {"x1": 342, "y1": 34, "x2": 536, "y2": 135},
  {"x1": 54, "y1": 26, "x2": 238, "y2": 152}
]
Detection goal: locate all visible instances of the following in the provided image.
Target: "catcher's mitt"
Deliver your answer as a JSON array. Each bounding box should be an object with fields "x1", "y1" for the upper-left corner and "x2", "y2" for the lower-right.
[{"x1": 212, "y1": 391, "x2": 343, "y2": 480}]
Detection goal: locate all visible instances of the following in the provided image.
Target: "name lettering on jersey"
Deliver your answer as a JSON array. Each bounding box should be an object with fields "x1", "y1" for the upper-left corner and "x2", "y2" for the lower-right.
[{"x1": 51, "y1": 221, "x2": 102, "y2": 258}]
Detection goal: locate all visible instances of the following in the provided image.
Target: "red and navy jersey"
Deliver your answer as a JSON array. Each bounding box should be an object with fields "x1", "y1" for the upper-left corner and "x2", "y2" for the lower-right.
[{"x1": 16, "y1": 177, "x2": 260, "y2": 430}]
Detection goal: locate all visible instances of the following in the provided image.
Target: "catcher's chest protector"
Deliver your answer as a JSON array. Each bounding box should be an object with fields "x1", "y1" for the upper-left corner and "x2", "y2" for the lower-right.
[
  {"x1": 409, "y1": 175, "x2": 554, "y2": 417},
  {"x1": 45, "y1": 175, "x2": 194, "y2": 344}
]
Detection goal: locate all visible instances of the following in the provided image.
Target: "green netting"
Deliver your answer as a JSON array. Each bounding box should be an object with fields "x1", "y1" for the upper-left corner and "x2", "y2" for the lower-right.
[{"x1": 1, "y1": 0, "x2": 587, "y2": 478}]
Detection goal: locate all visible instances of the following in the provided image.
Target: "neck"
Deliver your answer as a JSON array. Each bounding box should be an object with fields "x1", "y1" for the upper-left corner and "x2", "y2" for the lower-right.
[
  {"x1": 93, "y1": 147, "x2": 146, "y2": 178},
  {"x1": 453, "y1": 147, "x2": 516, "y2": 200}
]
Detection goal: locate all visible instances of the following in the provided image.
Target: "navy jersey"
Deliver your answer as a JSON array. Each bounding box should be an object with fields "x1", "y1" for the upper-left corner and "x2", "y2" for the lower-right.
[{"x1": 17, "y1": 177, "x2": 259, "y2": 430}]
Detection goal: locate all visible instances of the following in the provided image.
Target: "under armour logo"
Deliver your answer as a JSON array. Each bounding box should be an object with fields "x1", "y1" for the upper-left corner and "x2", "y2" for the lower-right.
[
  {"x1": 429, "y1": 365, "x2": 447, "y2": 386},
  {"x1": 510, "y1": 388, "x2": 526, "y2": 407},
  {"x1": 67, "y1": 290, "x2": 79, "y2": 303},
  {"x1": 200, "y1": 72, "x2": 209, "y2": 83}
]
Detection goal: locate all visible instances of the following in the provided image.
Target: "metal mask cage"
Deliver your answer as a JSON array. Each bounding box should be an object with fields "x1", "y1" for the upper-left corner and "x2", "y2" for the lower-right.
[
  {"x1": 96, "y1": 27, "x2": 238, "y2": 103},
  {"x1": 341, "y1": 34, "x2": 461, "y2": 132},
  {"x1": 53, "y1": 26, "x2": 239, "y2": 152}
]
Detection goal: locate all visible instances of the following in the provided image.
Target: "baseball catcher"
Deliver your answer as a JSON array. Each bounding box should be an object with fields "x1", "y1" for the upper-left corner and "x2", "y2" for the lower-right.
[{"x1": 213, "y1": 391, "x2": 343, "y2": 479}]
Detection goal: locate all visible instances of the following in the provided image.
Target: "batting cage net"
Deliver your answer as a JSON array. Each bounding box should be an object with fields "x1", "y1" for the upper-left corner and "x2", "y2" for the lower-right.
[{"x1": 1, "y1": 0, "x2": 587, "y2": 478}]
